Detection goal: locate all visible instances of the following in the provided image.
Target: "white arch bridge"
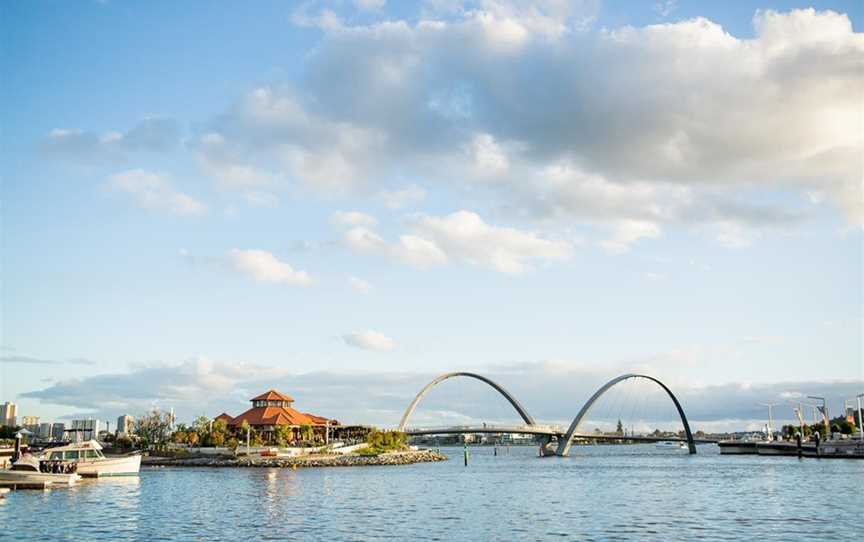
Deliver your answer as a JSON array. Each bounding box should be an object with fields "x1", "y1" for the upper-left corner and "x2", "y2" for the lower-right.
[{"x1": 397, "y1": 372, "x2": 717, "y2": 456}]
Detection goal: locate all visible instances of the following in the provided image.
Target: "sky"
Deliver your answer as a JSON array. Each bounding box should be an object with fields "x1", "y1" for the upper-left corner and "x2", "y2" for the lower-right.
[{"x1": 1, "y1": 0, "x2": 862, "y2": 432}]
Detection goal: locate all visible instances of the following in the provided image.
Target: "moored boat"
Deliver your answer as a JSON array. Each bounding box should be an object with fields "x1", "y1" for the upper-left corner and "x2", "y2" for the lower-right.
[
  {"x1": 655, "y1": 441, "x2": 687, "y2": 450},
  {"x1": 42, "y1": 440, "x2": 141, "y2": 477},
  {"x1": 0, "y1": 454, "x2": 81, "y2": 487}
]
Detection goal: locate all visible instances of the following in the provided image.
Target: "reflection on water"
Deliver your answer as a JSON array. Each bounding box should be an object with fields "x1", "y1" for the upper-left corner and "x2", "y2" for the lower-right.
[{"x1": 1, "y1": 445, "x2": 861, "y2": 541}]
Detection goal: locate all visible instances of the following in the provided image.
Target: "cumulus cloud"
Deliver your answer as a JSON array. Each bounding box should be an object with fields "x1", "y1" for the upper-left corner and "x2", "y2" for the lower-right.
[
  {"x1": 379, "y1": 185, "x2": 426, "y2": 209},
  {"x1": 342, "y1": 330, "x2": 397, "y2": 351},
  {"x1": 19, "y1": 357, "x2": 863, "y2": 430},
  {"x1": 43, "y1": 117, "x2": 179, "y2": 161},
  {"x1": 344, "y1": 210, "x2": 572, "y2": 273},
  {"x1": 226, "y1": 249, "x2": 313, "y2": 286},
  {"x1": 331, "y1": 210, "x2": 378, "y2": 227},
  {"x1": 106, "y1": 170, "x2": 207, "y2": 216},
  {"x1": 188, "y1": 7, "x2": 861, "y2": 249}
]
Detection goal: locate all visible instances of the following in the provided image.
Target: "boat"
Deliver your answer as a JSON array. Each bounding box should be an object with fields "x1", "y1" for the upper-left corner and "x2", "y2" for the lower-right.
[
  {"x1": 0, "y1": 454, "x2": 81, "y2": 487},
  {"x1": 655, "y1": 441, "x2": 687, "y2": 450},
  {"x1": 41, "y1": 440, "x2": 141, "y2": 477}
]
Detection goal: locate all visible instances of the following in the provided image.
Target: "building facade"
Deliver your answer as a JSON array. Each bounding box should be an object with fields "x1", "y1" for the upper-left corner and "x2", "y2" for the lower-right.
[
  {"x1": 116, "y1": 415, "x2": 134, "y2": 436},
  {"x1": 0, "y1": 402, "x2": 17, "y2": 427},
  {"x1": 51, "y1": 423, "x2": 66, "y2": 441},
  {"x1": 22, "y1": 415, "x2": 39, "y2": 426},
  {"x1": 71, "y1": 418, "x2": 99, "y2": 441},
  {"x1": 37, "y1": 423, "x2": 53, "y2": 440}
]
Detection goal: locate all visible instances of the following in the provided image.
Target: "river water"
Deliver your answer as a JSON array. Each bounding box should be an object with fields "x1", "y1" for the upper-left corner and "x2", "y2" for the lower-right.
[{"x1": 2, "y1": 444, "x2": 860, "y2": 541}]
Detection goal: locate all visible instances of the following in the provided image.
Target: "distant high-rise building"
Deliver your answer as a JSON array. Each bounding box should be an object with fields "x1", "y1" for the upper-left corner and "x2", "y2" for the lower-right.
[
  {"x1": 37, "y1": 422, "x2": 53, "y2": 440},
  {"x1": 71, "y1": 418, "x2": 99, "y2": 441},
  {"x1": 22, "y1": 416, "x2": 39, "y2": 426},
  {"x1": 0, "y1": 402, "x2": 17, "y2": 427},
  {"x1": 116, "y1": 414, "x2": 134, "y2": 436},
  {"x1": 51, "y1": 423, "x2": 66, "y2": 441}
]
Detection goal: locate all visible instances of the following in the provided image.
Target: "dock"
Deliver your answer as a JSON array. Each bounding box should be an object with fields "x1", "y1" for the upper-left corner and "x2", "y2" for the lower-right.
[{"x1": 0, "y1": 480, "x2": 51, "y2": 490}]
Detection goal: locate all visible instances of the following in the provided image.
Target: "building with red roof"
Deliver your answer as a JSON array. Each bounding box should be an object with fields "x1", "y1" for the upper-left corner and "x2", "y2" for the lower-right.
[{"x1": 219, "y1": 389, "x2": 338, "y2": 444}]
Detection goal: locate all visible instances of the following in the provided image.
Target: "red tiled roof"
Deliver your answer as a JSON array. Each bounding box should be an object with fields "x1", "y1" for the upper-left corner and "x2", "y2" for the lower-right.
[
  {"x1": 250, "y1": 389, "x2": 295, "y2": 402},
  {"x1": 214, "y1": 413, "x2": 233, "y2": 423},
  {"x1": 229, "y1": 406, "x2": 317, "y2": 427},
  {"x1": 303, "y1": 412, "x2": 339, "y2": 426}
]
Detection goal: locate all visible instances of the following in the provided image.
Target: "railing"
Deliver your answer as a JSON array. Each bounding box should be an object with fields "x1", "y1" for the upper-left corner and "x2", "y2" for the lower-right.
[{"x1": 403, "y1": 424, "x2": 563, "y2": 434}]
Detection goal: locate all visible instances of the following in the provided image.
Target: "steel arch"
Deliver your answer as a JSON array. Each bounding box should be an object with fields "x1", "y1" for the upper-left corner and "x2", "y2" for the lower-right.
[
  {"x1": 555, "y1": 374, "x2": 696, "y2": 456},
  {"x1": 397, "y1": 372, "x2": 536, "y2": 431}
]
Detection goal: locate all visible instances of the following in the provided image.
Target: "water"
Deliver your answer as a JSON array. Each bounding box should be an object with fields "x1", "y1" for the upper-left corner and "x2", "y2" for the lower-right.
[{"x1": 2, "y1": 444, "x2": 861, "y2": 541}]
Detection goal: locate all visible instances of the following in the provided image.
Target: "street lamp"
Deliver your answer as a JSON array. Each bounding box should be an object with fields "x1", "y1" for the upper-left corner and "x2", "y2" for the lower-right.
[
  {"x1": 857, "y1": 394, "x2": 864, "y2": 442},
  {"x1": 807, "y1": 395, "x2": 829, "y2": 438},
  {"x1": 757, "y1": 403, "x2": 780, "y2": 441}
]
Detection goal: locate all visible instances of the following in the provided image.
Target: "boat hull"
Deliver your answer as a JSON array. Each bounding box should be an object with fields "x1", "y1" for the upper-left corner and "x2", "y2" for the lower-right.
[
  {"x1": 0, "y1": 470, "x2": 81, "y2": 486},
  {"x1": 75, "y1": 454, "x2": 142, "y2": 477}
]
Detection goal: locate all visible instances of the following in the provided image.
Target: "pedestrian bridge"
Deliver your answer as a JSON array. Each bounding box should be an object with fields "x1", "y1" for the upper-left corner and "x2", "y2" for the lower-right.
[
  {"x1": 398, "y1": 372, "x2": 707, "y2": 455},
  {"x1": 404, "y1": 424, "x2": 562, "y2": 436},
  {"x1": 403, "y1": 424, "x2": 716, "y2": 445}
]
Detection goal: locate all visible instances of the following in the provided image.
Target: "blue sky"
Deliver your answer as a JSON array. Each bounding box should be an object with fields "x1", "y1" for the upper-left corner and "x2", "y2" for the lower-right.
[{"x1": 1, "y1": 1, "x2": 861, "y2": 430}]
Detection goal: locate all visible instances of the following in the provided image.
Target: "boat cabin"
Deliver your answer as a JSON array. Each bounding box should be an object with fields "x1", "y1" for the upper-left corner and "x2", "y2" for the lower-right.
[{"x1": 44, "y1": 440, "x2": 106, "y2": 462}]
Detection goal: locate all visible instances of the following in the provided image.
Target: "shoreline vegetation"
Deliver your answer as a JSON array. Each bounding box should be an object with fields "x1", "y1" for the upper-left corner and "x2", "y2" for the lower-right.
[{"x1": 142, "y1": 449, "x2": 448, "y2": 469}]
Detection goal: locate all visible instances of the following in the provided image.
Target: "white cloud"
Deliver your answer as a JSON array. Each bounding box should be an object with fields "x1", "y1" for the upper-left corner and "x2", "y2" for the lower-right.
[
  {"x1": 331, "y1": 210, "x2": 378, "y2": 227},
  {"x1": 653, "y1": 0, "x2": 677, "y2": 19},
  {"x1": 226, "y1": 249, "x2": 313, "y2": 286},
  {"x1": 345, "y1": 210, "x2": 571, "y2": 274},
  {"x1": 348, "y1": 276, "x2": 372, "y2": 294},
  {"x1": 342, "y1": 330, "x2": 396, "y2": 351},
  {"x1": 379, "y1": 185, "x2": 426, "y2": 209},
  {"x1": 599, "y1": 220, "x2": 662, "y2": 254},
  {"x1": 106, "y1": 169, "x2": 206, "y2": 216},
  {"x1": 44, "y1": 117, "x2": 179, "y2": 161},
  {"x1": 20, "y1": 357, "x2": 863, "y2": 429},
  {"x1": 186, "y1": 7, "x2": 861, "y2": 250}
]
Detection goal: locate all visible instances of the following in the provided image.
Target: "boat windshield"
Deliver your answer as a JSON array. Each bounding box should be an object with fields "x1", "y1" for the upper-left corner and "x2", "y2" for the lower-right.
[{"x1": 46, "y1": 448, "x2": 105, "y2": 461}]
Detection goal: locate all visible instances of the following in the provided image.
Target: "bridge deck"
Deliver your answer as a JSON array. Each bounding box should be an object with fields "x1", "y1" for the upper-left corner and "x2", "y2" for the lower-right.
[{"x1": 404, "y1": 426, "x2": 717, "y2": 444}]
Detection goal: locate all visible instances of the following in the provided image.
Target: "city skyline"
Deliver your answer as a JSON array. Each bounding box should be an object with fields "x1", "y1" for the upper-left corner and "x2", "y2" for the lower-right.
[{"x1": 1, "y1": 1, "x2": 862, "y2": 430}]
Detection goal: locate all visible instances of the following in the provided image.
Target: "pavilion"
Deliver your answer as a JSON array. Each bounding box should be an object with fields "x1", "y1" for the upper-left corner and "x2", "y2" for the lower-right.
[{"x1": 219, "y1": 390, "x2": 338, "y2": 444}]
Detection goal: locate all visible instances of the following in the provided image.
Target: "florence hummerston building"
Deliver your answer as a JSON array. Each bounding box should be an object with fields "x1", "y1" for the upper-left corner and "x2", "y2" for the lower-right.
[{"x1": 217, "y1": 390, "x2": 338, "y2": 444}]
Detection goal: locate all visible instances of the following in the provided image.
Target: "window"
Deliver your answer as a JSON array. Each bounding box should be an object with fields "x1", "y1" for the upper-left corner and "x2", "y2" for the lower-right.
[
  {"x1": 65, "y1": 451, "x2": 80, "y2": 460},
  {"x1": 49, "y1": 452, "x2": 63, "y2": 460}
]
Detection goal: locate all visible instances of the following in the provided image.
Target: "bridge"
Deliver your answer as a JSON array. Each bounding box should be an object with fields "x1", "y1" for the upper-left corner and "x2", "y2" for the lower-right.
[
  {"x1": 398, "y1": 372, "x2": 709, "y2": 456},
  {"x1": 403, "y1": 425, "x2": 717, "y2": 445}
]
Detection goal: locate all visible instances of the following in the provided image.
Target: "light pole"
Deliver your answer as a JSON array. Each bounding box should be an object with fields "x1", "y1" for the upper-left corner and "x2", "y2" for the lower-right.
[
  {"x1": 758, "y1": 403, "x2": 780, "y2": 441},
  {"x1": 807, "y1": 396, "x2": 829, "y2": 438},
  {"x1": 857, "y1": 394, "x2": 864, "y2": 442}
]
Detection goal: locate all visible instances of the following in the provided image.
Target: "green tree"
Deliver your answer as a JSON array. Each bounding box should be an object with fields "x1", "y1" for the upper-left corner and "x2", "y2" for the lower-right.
[
  {"x1": 616, "y1": 419, "x2": 624, "y2": 436},
  {"x1": 274, "y1": 425, "x2": 293, "y2": 447},
  {"x1": 133, "y1": 409, "x2": 173, "y2": 451}
]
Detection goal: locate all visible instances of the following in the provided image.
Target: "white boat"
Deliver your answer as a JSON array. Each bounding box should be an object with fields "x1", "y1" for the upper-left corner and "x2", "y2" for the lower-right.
[
  {"x1": 655, "y1": 441, "x2": 687, "y2": 450},
  {"x1": 42, "y1": 440, "x2": 141, "y2": 477},
  {"x1": 0, "y1": 454, "x2": 81, "y2": 487}
]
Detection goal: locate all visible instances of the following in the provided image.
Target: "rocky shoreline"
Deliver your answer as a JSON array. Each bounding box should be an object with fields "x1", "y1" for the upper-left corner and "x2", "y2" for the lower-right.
[{"x1": 142, "y1": 449, "x2": 448, "y2": 469}]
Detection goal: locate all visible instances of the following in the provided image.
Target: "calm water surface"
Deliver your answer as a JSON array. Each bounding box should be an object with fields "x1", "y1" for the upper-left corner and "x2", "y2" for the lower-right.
[{"x1": 2, "y1": 444, "x2": 860, "y2": 541}]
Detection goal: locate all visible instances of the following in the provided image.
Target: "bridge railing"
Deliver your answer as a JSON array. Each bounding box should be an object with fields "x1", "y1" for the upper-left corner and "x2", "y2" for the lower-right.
[{"x1": 402, "y1": 424, "x2": 564, "y2": 433}]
